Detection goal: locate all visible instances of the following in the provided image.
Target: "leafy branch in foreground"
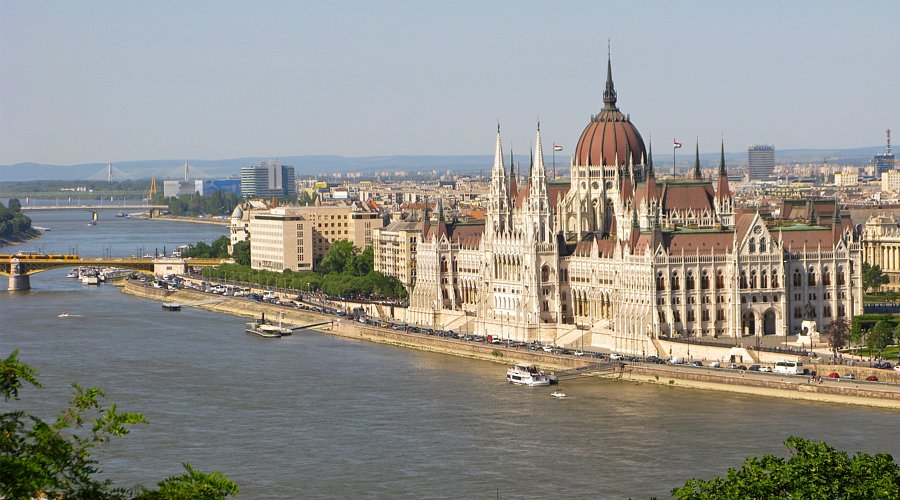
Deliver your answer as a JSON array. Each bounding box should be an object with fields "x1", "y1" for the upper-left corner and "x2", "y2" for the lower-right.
[
  {"x1": 672, "y1": 436, "x2": 900, "y2": 499},
  {"x1": 0, "y1": 350, "x2": 238, "y2": 499}
]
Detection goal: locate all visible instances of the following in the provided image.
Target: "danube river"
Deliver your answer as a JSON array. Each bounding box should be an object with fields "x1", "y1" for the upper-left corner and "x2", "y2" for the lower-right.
[{"x1": 4, "y1": 210, "x2": 900, "y2": 498}]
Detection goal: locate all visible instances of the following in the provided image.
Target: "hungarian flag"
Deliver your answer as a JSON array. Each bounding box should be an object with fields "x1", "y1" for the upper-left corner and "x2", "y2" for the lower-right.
[
  {"x1": 674, "y1": 140, "x2": 683, "y2": 149},
  {"x1": 553, "y1": 144, "x2": 563, "y2": 152}
]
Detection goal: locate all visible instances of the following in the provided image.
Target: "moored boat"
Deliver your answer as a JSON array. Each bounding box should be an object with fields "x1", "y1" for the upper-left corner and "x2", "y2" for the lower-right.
[
  {"x1": 162, "y1": 303, "x2": 181, "y2": 311},
  {"x1": 245, "y1": 321, "x2": 287, "y2": 338},
  {"x1": 506, "y1": 364, "x2": 551, "y2": 386}
]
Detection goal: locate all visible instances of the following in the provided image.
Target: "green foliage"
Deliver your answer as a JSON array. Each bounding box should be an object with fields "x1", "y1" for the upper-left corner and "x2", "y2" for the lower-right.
[
  {"x1": 318, "y1": 240, "x2": 357, "y2": 274},
  {"x1": 182, "y1": 236, "x2": 231, "y2": 259},
  {"x1": 134, "y1": 463, "x2": 238, "y2": 499},
  {"x1": 0, "y1": 351, "x2": 237, "y2": 499},
  {"x1": 200, "y1": 244, "x2": 408, "y2": 301},
  {"x1": 157, "y1": 190, "x2": 242, "y2": 218},
  {"x1": 863, "y1": 262, "x2": 889, "y2": 293},
  {"x1": 671, "y1": 436, "x2": 900, "y2": 499},
  {"x1": 491, "y1": 349, "x2": 503, "y2": 358},
  {"x1": 231, "y1": 240, "x2": 250, "y2": 266},
  {"x1": 868, "y1": 320, "x2": 895, "y2": 355},
  {"x1": 0, "y1": 200, "x2": 33, "y2": 238}
]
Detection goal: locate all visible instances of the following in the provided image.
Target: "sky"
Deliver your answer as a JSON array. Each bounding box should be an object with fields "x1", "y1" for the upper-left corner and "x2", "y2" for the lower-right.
[{"x1": 1, "y1": 0, "x2": 898, "y2": 166}]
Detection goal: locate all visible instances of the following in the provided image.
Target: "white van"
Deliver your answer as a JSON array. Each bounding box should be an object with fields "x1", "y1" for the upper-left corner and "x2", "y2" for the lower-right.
[{"x1": 773, "y1": 361, "x2": 803, "y2": 375}]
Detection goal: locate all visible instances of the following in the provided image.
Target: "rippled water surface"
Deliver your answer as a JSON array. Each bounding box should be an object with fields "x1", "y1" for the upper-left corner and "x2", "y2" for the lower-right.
[{"x1": 3, "y1": 210, "x2": 900, "y2": 498}]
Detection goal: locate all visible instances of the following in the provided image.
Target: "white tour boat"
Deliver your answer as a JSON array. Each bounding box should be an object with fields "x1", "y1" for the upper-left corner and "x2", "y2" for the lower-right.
[{"x1": 506, "y1": 364, "x2": 551, "y2": 387}]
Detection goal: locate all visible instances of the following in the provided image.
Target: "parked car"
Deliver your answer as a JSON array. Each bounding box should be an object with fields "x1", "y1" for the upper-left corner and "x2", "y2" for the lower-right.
[
  {"x1": 827, "y1": 372, "x2": 840, "y2": 378},
  {"x1": 736, "y1": 365, "x2": 748, "y2": 371},
  {"x1": 843, "y1": 373, "x2": 856, "y2": 380},
  {"x1": 866, "y1": 375, "x2": 879, "y2": 382},
  {"x1": 726, "y1": 363, "x2": 739, "y2": 370},
  {"x1": 748, "y1": 365, "x2": 761, "y2": 372},
  {"x1": 690, "y1": 361, "x2": 703, "y2": 367},
  {"x1": 709, "y1": 361, "x2": 721, "y2": 368},
  {"x1": 760, "y1": 366, "x2": 773, "y2": 373},
  {"x1": 894, "y1": 365, "x2": 900, "y2": 372},
  {"x1": 609, "y1": 353, "x2": 625, "y2": 361}
]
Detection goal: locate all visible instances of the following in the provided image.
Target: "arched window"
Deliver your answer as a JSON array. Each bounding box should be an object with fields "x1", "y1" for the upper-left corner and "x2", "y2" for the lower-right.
[
  {"x1": 772, "y1": 271, "x2": 779, "y2": 288},
  {"x1": 686, "y1": 271, "x2": 696, "y2": 290},
  {"x1": 541, "y1": 265, "x2": 550, "y2": 282},
  {"x1": 808, "y1": 267, "x2": 816, "y2": 286},
  {"x1": 837, "y1": 266, "x2": 845, "y2": 286},
  {"x1": 716, "y1": 271, "x2": 724, "y2": 289},
  {"x1": 822, "y1": 266, "x2": 831, "y2": 286},
  {"x1": 701, "y1": 271, "x2": 710, "y2": 290},
  {"x1": 793, "y1": 269, "x2": 801, "y2": 286},
  {"x1": 740, "y1": 271, "x2": 748, "y2": 289},
  {"x1": 748, "y1": 238, "x2": 756, "y2": 253},
  {"x1": 656, "y1": 272, "x2": 665, "y2": 291},
  {"x1": 761, "y1": 270, "x2": 768, "y2": 288},
  {"x1": 672, "y1": 272, "x2": 680, "y2": 290},
  {"x1": 749, "y1": 270, "x2": 757, "y2": 289},
  {"x1": 759, "y1": 237, "x2": 766, "y2": 252}
]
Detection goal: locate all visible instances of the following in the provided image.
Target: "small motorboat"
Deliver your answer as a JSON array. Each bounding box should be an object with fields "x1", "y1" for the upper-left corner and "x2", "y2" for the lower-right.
[
  {"x1": 550, "y1": 390, "x2": 567, "y2": 398},
  {"x1": 162, "y1": 303, "x2": 182, "y2": 311},
  {"x1": 58, "y1": 312, "x2": 70, "y2": 318}
]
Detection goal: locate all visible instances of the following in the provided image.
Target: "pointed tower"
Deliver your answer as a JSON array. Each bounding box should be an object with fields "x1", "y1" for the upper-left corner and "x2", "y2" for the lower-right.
[
  {"x1": 715, "y1": 139, "x2": 734, "y2": 227},
  {"x1": 528, "y1": 124, "x2": 553, "y2": 244},
  {"x1": 509, "y1": 147, "x2": 517, "y2": 208},
  {"x1": 692, "y1": 141, "x2": 703, "y2": 180},
  {"x1": 487, "y1": 124, "x2": 510, "y2": 235}
]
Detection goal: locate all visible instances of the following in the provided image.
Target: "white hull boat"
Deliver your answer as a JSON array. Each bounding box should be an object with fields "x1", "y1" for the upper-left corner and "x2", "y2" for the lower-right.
[{"x1": 506, "y1": 364, "x2": 551, "y2": 387}]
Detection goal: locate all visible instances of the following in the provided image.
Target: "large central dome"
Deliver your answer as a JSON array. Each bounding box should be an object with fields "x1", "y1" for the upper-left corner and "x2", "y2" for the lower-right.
[{"x1": 574, "y1": 58, "x2": 646, "y2": 167}]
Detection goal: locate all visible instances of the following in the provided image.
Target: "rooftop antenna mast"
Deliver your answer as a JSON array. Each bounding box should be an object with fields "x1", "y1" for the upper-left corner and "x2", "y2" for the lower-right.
[{"x1": 107, "y1": 161, "x2": 112, "y2": 182}]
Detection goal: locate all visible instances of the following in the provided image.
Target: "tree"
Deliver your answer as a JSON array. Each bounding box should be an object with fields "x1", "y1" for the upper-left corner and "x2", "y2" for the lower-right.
[
  {"x1": 822, "y1": 318, "x2": 850, "y2": 357},
  {"x1": 868, "y1": 320, "x2": 895, "y2": 358},
  {"x1": 318, "y1": 240, "x2": 357, "y2": 275},
  {"x1": 231, "y1": 240, "x2": 250, "y2": 266},
  {"x1": 863, "y1": 262, "x2": 889, "y2": 293},
  {"x1": 672, "y1": 436, "x2": 900, "y2": 499},
  {"x1": 0, "y1": 350, "x2": 238, "y2": 499},
  {"x1": 7, "y1": 198, "x2": 21, "y2": 212}
]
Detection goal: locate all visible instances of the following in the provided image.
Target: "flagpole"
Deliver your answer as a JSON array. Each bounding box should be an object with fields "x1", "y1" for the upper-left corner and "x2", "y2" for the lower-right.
[
  {"x1": 673, "y1": 139, "x2": 676, "y2": 177},
  {"x1": 552, "y1": 144, "x2": 556, "y2": 180}
]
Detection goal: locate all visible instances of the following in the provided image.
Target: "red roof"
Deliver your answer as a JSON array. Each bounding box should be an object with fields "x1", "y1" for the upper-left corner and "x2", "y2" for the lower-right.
[{"x1": 574, "y1": 108, "x2": 646, "y2": 167}]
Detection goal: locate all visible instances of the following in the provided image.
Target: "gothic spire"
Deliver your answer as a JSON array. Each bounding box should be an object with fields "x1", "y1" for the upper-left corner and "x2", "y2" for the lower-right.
[
  {"x1": 647, "y1": 139, "x2": 655, "y2": 177},
  {"x1": 719, "y1": 139, "x2": 727, "y2": 176},
  {"x1": 716, "y1": 138, "x2": 731, "y2": 202},
  {"x1": 603, "y1": 42, "x2": 618, "y2": 111},
  {"x1": 692, "y1": 140, "x2": 703, "y2": 180}
]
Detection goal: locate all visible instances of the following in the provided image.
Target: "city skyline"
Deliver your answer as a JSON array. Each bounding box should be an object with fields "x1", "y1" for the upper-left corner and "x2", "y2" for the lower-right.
[{"x1": 1, "y1": 0, "x2": 898, "y2": 166}]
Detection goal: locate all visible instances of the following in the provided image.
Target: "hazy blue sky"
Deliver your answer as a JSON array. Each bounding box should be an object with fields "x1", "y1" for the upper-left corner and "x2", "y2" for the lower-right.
[{"x1": 2, "y1": 0, "x2": 898, "y2": 165}]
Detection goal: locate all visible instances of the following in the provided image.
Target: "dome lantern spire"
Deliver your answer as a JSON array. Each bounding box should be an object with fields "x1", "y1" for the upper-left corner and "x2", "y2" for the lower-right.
[{"x1": 603, "y1": 41, "x2": 618, "y2": 111}]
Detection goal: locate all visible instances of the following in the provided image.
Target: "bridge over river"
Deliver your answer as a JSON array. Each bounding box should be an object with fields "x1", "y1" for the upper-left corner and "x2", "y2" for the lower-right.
[
  {"x1": 0, "y1": 254, "x2": 226, "y2": 291},
  {"x1": 20, "y1": 204, "x2": 167, "y2": 211}
]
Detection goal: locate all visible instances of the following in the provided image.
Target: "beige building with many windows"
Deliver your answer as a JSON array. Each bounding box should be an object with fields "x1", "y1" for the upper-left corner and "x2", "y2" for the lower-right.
[
  {"x1": 373, "y1": 220, "x2": 423, "y2": 289},
  {"x1": 247, "y1": 201, "x2": 383, "y2": 272},
  {"x1": 862, "y1": 212, "x2": 900, "y2": 291}
]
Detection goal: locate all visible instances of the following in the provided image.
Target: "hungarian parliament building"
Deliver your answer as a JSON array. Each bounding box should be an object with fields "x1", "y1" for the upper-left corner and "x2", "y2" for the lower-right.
[{"x1": 406, "y1": 59, "x2": 864, "y2": 355}]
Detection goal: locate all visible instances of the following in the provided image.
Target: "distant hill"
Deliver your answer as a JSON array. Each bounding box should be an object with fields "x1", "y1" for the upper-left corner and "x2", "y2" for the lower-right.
[{"x1": 0, "y1": 146, "x2": 888, "y2": 181}]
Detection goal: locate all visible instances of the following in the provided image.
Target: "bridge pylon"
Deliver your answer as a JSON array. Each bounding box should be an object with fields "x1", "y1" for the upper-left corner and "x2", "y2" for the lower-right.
[{"x1": 7, "y1": 258, "x2": 31, "y2": 291}]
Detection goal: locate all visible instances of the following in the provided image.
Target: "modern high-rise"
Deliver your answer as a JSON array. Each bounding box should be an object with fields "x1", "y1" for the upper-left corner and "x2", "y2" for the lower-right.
[
  {"x1": 240, "y1": 160, "x2": 297, "y2": 198},
  {"x1": 747, "y1": 144, "x2": 775, "y2": 180},
  {"x1": 874, "y1": 129, "x2": 894, "y2": 175}
]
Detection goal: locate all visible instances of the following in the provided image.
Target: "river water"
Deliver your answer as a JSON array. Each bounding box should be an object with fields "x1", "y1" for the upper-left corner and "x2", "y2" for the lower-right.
[{"x1": 3, "y1": 210, "x2": 900, "y2": 499}]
